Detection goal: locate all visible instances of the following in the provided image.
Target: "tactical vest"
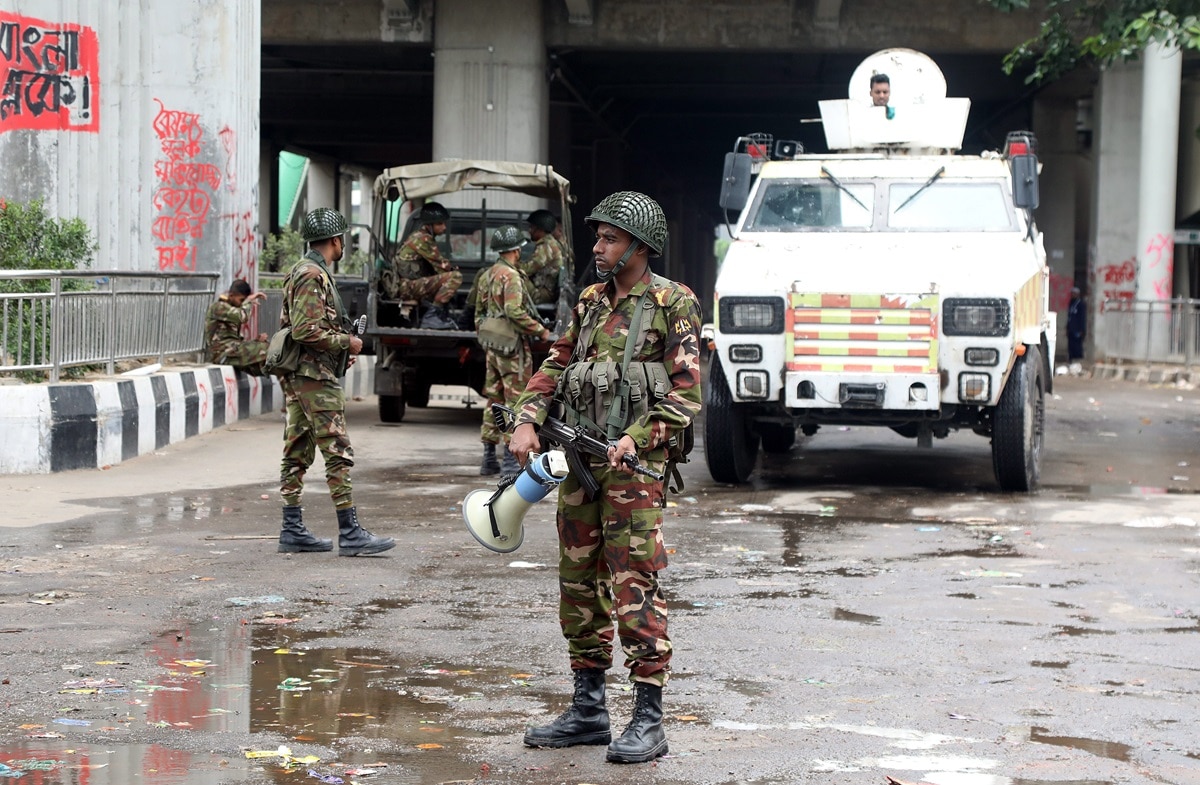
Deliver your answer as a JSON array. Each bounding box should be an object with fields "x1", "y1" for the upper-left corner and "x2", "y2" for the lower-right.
[{"x1": 556, "y1": 274, "x2": 694, "y2": 489}]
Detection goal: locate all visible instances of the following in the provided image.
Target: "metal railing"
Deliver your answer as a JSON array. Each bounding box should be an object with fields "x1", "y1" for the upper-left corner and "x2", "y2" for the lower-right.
[
  {"x1": 1, "y1": 270, "x2": 220, "y2": 382},
  {"x1": 1096, "y1": 298, "x2": 1200, "y2": 367}
]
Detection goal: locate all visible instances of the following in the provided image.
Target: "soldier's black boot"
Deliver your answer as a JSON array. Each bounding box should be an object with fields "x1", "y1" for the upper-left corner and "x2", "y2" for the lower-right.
[
  {"x1": 501, "y1": 447, "x2": 520, "y2": 478},
  {"x1": 336, "y1": 506, "x2": 395, "y2": 556},
  {"x1": 277, "y1": 505, "x2": 333, "y2": 553},
  {"x1": 419, "y1": 304, "x2": 456, "y2": 330},
  {"x1": 480, "y1": 443, "x2": 501, "y2": 475},
  {"x1": 523, "y1": 668, "x2": 611, "y2": 748},
  {"x1": 606, "y1": 682, "x2": 668, "y2": 764}
]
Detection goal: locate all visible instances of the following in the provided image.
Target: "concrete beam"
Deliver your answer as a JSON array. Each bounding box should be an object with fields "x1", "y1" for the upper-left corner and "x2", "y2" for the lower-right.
[
  {"x1": 814, "y1": 0, "x2": 842, "y2": 29},
  {"x1": 563, "y1": 0, "x2": 594, "y2": 25}
]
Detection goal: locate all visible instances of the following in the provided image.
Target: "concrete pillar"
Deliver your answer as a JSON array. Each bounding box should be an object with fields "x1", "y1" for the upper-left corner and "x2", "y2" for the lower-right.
[
  {"x1": 1135, "y1": 41, "x2": 1181, "y2": 303},
  {"x1": 1090, "y1": 61, "x2": 1143, "y2": 359},
  {"x1": 431, "y1": 0, "x2": 547, "y2": 213},
  {"x1": 306, "y1": 160, "x2": 337, "y2": 215},
  {"x1": 1032, "y1": 97, "x2": 1081, "y2": 361}
]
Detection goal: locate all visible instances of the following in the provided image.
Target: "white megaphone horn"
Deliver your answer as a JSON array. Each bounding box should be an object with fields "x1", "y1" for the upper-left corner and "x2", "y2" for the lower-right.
[{"x1": 463, "y1": 450, "x2": 571, "y2": 553}]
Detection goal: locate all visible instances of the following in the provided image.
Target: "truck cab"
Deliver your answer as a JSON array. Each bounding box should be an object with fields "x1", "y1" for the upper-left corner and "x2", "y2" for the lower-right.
[{"x1": 708, "y1": 49, "x2": 1053, "y2": 491}]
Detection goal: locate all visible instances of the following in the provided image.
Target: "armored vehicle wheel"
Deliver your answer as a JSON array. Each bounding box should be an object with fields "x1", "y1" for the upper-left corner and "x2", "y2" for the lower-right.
[
  {"x1": 704, "y1": 357, "x2": 760, "y2": 484},
  {"x1": 405, "y1": 380, "x2": 432, "y2": 408},
  {"x1": 379, "y1": 394, "x2": 406, "y2": 423},
  {"x1": 759, "y1": 423, "x2": 797, "y2": 454},
  {"x1": 991, "y1": 345, "x2": 1044, "y2": 492}
]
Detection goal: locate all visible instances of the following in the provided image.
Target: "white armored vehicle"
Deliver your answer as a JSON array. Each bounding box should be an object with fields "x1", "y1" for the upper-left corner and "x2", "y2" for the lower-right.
[{"x1": 708, "y1": 49, "x2": 1053, "y2": 491}]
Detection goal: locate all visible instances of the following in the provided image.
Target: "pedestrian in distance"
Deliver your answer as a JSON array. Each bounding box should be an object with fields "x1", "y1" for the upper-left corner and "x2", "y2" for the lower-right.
[
  {"x1": 870, "y1": 72, "x2": 890, "y2": 106},
  {"x1": 475, "y1": 225, "x2": 551, "y2": 477},
  {"x1": 205, "y1": 279, "x2": 269, "y2": 375},
  {"x1": 380, "y1": 201, "x2": 463, "y2": 330},
  {"x1": 1067, "y1": 286, "x2": 1086, "y2": 363},
  {"x1": 508, "y1": 190, "x2": 703, "y2": 764},
  {"x1": 276, "y1": 208, "x2": 395, "y2": 557}
]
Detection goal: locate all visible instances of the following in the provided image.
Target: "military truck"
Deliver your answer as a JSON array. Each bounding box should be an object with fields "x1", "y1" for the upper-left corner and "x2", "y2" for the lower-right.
[
  {"x1": 708, "y1": 49, "x2": 1054, "y2": 491},
  {"x1": 367, "y1": 161, "x2": 575, "y2": 423}
]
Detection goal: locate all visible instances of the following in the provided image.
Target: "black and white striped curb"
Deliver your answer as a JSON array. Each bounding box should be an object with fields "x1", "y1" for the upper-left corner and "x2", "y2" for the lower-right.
[{"x1": 0, "y1": 357, "x2": 375, "y2": 475}]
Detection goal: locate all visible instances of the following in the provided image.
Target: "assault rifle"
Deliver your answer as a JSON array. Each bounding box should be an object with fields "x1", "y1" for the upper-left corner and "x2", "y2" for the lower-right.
[
  {"x1": 336, "y1": 314, "x2": 369, "y2": 377},
  {"x1": 491, "y1": 403, "x2": 663, "y2": 501}
]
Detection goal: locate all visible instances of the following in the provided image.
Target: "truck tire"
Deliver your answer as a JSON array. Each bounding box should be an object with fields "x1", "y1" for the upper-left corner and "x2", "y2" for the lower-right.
[
  {"x1": 759, "y1": 423, "x2": 797, "y2": 454},
  {"x1": 379, "y1": 394, "x2": 406, "y2": 423},
  {"x1": 405, "y1": 380, "x2": 431, "y2": 408},
  {"x1": 704, "y1": 357, "x2": 760, "y2": 483},
  {"x1": 991, "y1": 345, "x2": 1044, "y2": 492}
]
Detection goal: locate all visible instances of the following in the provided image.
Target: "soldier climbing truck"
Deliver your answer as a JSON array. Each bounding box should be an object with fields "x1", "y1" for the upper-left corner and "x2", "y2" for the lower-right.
[
  {"x1": 708, "y1": 49, "x2": 1054, "y2": 491},
  {"x1": 366, "y1": 161, "x2": 575, "y2": 423}
]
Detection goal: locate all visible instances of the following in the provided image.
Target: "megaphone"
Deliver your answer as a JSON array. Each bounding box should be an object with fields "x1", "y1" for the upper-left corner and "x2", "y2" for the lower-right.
[{"x1": 463, "y1": 450, "x2": 570, "y2": 553}]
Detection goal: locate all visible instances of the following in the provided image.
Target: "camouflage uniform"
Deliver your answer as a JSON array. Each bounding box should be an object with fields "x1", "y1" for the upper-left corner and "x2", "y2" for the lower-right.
[
  {"x1": 475, "y1": 256, "x2": 545, "y2": 446},
  {"x1": 514, "y1": 268, "x2": 702, "y2": 686},
  {"x1": 279, "y1": 249, "x2": 356, "y2": 509},
  {"x1": 521, "y1": 234, "x2": 564, "y2": 306},
  {"x1": 205, "y1": 294, "x2": 267, "y2": 374},
  {"x1": 382, "y1": 227, "x2": 463, "y2": 304}
]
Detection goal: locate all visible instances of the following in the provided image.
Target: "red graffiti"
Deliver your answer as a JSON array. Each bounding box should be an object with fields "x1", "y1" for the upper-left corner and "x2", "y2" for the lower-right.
[
  {"x1": 222, "y1": 210, "x2": 259, "y2": 284},
  {"x1": 1144, "y1": 233, "x2": 1173, "y2": 269},
  {"x1": 197, "y1": 380, "x2": 209, "y2": 420},
  {"x1": 1099, "y1": 259, "x2": 1136, "y2": 286},
  {"x1": 1048, "y1": 271, "x2": 1074, "y2": 313},
  {"x1": 218, "y1": 125, "x2": 237, "y2": 193},
  {"x1": 224, "y1": 374, "x2": 238, "y2": 421},
  {"x1": 0, "y1": 11, "x2": 99, "y2": 133},
  {"x1": 152, "y1": 99, "x2": 221, "y2": 271}
]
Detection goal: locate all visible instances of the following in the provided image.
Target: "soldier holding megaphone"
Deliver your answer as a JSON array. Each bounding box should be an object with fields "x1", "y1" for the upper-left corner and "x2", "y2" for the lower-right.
[{"x1": 503, "y1": 191, "x2": 703, "y2": 765}]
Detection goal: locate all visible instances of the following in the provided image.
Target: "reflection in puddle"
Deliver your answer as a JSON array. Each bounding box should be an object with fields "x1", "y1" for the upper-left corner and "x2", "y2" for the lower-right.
[
  {"x1": 1028, "y1": 726, "x2": 1133, "y2": 762},
  {"x1": 0, "y1": 611, "x2": 513, "y2": 785}
]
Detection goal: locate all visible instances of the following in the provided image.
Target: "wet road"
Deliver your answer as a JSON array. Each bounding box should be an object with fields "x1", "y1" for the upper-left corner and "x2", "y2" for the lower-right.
[{"x1": 0, "y1": 375, "x2": 1198, "y2": 785}]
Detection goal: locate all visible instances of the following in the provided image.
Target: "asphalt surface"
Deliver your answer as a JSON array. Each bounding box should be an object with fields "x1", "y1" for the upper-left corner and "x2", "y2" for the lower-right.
[{"x1": 0, "y1": 374, "x2": 1198, "y2": 785}]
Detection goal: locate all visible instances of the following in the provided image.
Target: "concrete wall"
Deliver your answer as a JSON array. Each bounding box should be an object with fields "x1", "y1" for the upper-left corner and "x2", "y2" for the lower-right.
[{"x1": 0, "y1": 0, "x2": 260, "y2": 289}]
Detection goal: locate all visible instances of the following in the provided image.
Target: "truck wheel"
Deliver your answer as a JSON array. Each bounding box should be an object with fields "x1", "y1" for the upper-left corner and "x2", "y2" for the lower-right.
[
  {"x1": 992, "y1": 345, "x2": 1044, "y2": 492},
  {"x1": 379, "y1": 394, "x2": 406, "y2": 423},
  {"x1": 759, "y1": 423, "x2": 796, "y2": 454},
  {"x1": 405, "y1": 380, "x2": 431, "y2": 408},
  {"x1": 704, "y1": 357, "x2": 760, "y2": 483}
]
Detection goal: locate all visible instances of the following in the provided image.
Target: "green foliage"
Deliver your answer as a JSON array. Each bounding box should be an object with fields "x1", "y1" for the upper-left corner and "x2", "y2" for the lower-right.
[
  {"x1": 0, "y1": 197, "x2": 95, "y2": 279},
  {"x1": 988, "y1": 0, "x2": 1200, "y2": 84},
  {"x1": 259, "y1": 226, "x2": 367, "y2": 284},
  {"x1": 0, "y1": 198, "x2": 98, "y2": 380}
]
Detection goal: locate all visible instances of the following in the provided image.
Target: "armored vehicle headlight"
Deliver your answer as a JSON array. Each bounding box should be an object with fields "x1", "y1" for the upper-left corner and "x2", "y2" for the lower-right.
[
  {"x1": 719, "y1": 297, "x2": 786, "y2": 334},
  {"x1": 729, "y1": 344, "x2": 762, "y2": 363},
  {"x1": 944, "y1": 298, "x2": 1011, "y2": 337},
  {"x1": 737, "y1": 370, "x2": 770, "y2": 399}
]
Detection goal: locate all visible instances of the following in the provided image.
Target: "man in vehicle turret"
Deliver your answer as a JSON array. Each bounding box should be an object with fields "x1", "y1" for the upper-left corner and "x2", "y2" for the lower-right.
[
  {"x1": 520, "y1": 208, "x2": 564, "y2": 307},
  {"x1": 381, "y1": 201, "x2": 462, "y2": 330},
  {"x1": 509, "y1": 191, "x2": 702, "y2": 765}
]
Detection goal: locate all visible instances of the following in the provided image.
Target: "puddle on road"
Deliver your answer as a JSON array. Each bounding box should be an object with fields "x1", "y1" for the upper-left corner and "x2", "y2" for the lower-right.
[
  {"x1": 0, "y1": 609, "x2": 523, "y2": 785},
  {"x1": 832, "y1": 607, "x2": 881, "y2": 625},
  {"x1": 1028, "y1": 726, "x2": 1133, "y2": 762}
]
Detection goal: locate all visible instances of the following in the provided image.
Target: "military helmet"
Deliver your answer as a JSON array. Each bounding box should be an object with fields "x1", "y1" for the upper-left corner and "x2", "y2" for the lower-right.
[
  {"x1": 300, "y1": 207, "x2": 348, "y2": 243},
  {"x1": 526, "y1": 209, "x2": 557, "y2": 233},
  {"x1": 584, "y1": 191, "x2": 668, "y2": 256},
  {"x1": 490, "y1": 224, "x2": 526, "y2": 253},
  {"x1": 419, "y1": 201, "x2": 450, "y2": 224}
]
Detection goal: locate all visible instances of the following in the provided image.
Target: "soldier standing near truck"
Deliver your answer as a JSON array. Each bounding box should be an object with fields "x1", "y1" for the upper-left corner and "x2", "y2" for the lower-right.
[
  {"x1": 509, "y1": 191, "x2": 702, "y2": 765},
  {"x1": 380, "y1": 201, "x2": 462, "y2": 330},
  {"x1": 474, "y1": 225, "x2": 551, "y2": 476},
  {"x1": 277, "y1": 208, "x2": 395, "y2": 557}
]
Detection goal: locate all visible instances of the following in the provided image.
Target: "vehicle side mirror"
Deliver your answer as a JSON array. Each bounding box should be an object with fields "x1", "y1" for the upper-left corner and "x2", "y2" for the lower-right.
[
  {"x1": 719, "y1": 153, "x2": 753, "y2": 213},
  {"x1": 1011, "y1": 153, "x2": 1039, "y2": 210}
]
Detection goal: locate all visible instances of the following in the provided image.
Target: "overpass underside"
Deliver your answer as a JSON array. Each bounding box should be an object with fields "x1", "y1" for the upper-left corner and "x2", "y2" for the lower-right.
[{"x1": 261, "y1": 0, "x2": 1063, "y2": 299}]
